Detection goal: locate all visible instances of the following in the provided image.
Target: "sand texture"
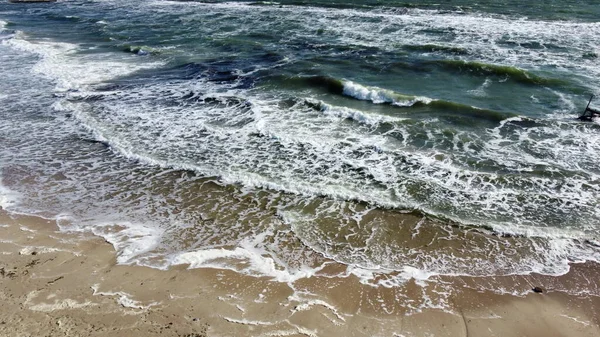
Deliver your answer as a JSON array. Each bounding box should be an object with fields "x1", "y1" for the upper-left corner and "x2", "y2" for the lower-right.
[{"x1": 1, "y1": 209, "x2": 599, "y2": 337}]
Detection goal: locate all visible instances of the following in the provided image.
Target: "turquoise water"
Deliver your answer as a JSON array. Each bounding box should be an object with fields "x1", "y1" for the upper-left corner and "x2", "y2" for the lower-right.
[{"x1": 1, "y1": 0, "x2": 600, "y2": 283}]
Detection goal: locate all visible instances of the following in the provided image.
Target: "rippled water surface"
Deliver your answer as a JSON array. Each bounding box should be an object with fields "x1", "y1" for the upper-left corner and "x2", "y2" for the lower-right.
[{"x1": 1, "y1": 0, "x2": 600, "y2": 292}]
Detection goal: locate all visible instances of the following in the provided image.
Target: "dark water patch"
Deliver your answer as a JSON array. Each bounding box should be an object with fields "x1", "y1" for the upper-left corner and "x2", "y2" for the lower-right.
[
  {"x1": 403, "y1": 44, "x2": 470, "y2": 55},
  {"x1": 386, "y1": 61, "x2": 423, "y2": 72},
  {"x1": 92, "y1": 63, "x2": 209, "y2": 88},
  {"x1": 289, "y1": 42, "x2": 384, "y2": 58},
  {"x1": 299, "y1": 98, "x2": 323, "y2": 112},
  {"x1": 67, "y1": 94, "x2": 107, "y2": 103},
  {"x1": 416, "y1": 27, "x2": 457, "y2": 41},
  {"x1": 79, "y1": 137, "x2": 110, "y2": 148},
  {"x1": 90, "y1": 83, "x2": 125, "y2": 92},
  {"x1": 42, "y1": 13, "x2": 82, "y2": 23},
  {"x1": 496, "y1": 38, "x2": 569, "y2": 52},
  {"x1": 422, "y1": 100, "x2": 517, "y2": 122},
  {"x1": 200, "y1": 95, "x2": 253, "y2": 112},
  {"x1": 287, "y1": 75, "x2": 345, "y2": 95},
  {"x1": 245, "y1": 31, "x2": 278, "y2": 41},
  {"x1": 101, "y1": 51, "x2": 287, "y2": 89}
]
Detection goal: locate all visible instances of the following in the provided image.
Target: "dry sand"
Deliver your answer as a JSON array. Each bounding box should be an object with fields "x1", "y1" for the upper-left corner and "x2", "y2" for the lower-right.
[{"x1": 1, "y1": 208, "x2": 599, "y2": 337}]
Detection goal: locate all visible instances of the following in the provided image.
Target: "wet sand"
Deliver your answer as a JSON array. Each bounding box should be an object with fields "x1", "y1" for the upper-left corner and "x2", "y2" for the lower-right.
[{"x1": 1, "y1": 208, "x2": 599, "y2": 337}]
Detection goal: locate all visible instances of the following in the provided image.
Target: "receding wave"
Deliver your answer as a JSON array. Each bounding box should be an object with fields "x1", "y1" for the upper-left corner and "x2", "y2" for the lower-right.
[
  {"x1": 430, "y1": 60, "x2": 567, "y2": 86},
  {"x1": 292, "y1": 75, "x2": 422, "y2": 104}
]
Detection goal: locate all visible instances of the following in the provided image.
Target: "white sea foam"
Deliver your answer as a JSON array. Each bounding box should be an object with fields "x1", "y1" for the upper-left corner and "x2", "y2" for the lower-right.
[
  {"x1": 88, "y1": 222, "x2": 165, "y2": 265},
  {"x1": 2, "y1": 0, "x2": 600, "y2": 293},
  {"x1": 34, "y1": 2, "x2": 597, "y2": 250},
  {"x1": 18, "y1": 246, "x2": 77, "y2": 256},
  {"x1": 560, "y1": 314, "x2": 592, "y2": 327},
  {"x1": 23, "y1": 69, "x2": 600, "y2": 281},
  {"x1": 280, "y1": 209, "x2": 441, "y2": 286},
  {"x1": 280, "y1": 205, "x2": 600, "y2": 284},
  {"x1": 468, "y1": 78, "x2": 492, "y2": 97},
  {"x1": 2, "y1": 35, "x2": 162, "y2": 91},
  {"x1": 342, "y1": 80, "x2": 432, "y2": 106},
  {"x1": 24, "y1": 290, "x2": 94, "y2": 312},
  {"x1": 288, "y1": 295, "x2": 346, "y2": 322},
  {"x1": 317, "y1": 100, "x2": 408, "y2": 126},
  {"x1": 0, "y1": 175, "x2": 19, "y2": 211},
  {"x1": 28, "y1": 298, "x2": 95, "y2": 312},
  {"x1": 173, "y1": 230, "x2": 323, "y2": 283},
  {"x1": 91, "y1": 284, "x2": 160, "y2": 310}
]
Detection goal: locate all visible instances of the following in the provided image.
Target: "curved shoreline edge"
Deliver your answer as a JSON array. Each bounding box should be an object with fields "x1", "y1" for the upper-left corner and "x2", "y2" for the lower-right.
[{"x1": 1, "y1": 208, "x2": 599, "y2": 337}]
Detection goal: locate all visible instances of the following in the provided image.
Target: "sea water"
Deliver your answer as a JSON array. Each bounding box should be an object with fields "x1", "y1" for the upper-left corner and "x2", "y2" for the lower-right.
[{"x1": 1, "y1": 0, "x2": 600, "y2": 309}]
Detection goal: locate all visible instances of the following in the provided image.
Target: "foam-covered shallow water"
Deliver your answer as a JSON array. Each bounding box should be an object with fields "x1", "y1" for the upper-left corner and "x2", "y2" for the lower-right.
[{"x1": 1, "y1": 0, "x2": 600, "y2": 312}]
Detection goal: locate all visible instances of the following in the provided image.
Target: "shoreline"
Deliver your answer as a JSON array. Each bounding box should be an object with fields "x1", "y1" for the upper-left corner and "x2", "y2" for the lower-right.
[
  {"x1": 1, "y1": 208, "x2": 599, "y2": 336},
  {"x1": 2, "y1": 2, "x2": 600, "y2": 336}
]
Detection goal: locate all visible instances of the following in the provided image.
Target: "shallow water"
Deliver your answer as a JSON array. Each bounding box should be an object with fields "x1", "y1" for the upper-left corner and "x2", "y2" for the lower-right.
[{"x1": 1, "y1": 0, "x2": 600, "y2": 310}]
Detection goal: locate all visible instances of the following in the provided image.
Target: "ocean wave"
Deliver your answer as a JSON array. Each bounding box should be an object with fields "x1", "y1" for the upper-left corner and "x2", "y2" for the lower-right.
[
  {"x1": 430, "y1": 60, "x2": 568, "y2": 86},
  {"x1": 3, "y1": 0, "x2": 600, "y2": 290},
  {"x1": 298, "y1": 76, "x2": 517, "y2": 122},
  {"x1": 341, "y1": 79, "x2": 520, "y2": 121},
  {"x1": 293, "y1": 75, "x2": 430, "y2": 106},
  {"x1": 64, "y1": 76, "x2": 596, "y2": 234},
  {"x1": 5, "y1": 28, "x2": 597, "y2": 236},
  {"x1": 341, "y1": 80, "x2": 432, "y2": 106}
]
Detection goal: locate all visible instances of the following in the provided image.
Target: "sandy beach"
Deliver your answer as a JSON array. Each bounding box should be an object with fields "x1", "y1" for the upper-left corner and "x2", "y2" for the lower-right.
[
  {"x1": 2, "y1": 1, "x2": 600, "y2": 336},
  {"x1": 1, "y1": 208, "x2": 599, "y2": 337}
]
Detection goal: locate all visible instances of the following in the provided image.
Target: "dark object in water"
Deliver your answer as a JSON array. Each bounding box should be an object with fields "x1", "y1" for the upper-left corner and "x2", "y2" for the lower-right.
[
  {"x1": 579, "y1": 95, "x2": 600, "y2": 121},
  {"x1": 532, "y1": 286, "x2": 545, "y2": 293},
  {"x1": 8, "y1": 0, "x2": 56, "y2": 2}
]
